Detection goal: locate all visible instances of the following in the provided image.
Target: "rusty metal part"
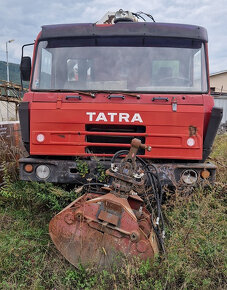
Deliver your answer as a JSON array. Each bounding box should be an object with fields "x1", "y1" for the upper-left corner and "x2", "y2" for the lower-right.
[
  {"x1": 189, "y1": 125, "x2": 197, "y2": 136},
  {"x1": 49, "y1": 139, "x2": 159, "y2": 268},
  {"x1": 107, "y1": 138, "x2": 151, "y2": 196},
  {"x1": 125, "y1": 138, "x2": 151, "y2": 163},
  {"x1": 49, "y1": 192, "x2": 158, "y2": 268}
]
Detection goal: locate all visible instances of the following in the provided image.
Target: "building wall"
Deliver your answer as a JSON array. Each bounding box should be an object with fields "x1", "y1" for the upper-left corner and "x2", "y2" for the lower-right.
[
  {"x1": 214, "y1": 96, "x2": 227, "y2": 124},
  {"x1": 0, "y1": 121, "x2": 21, "y2": 145},
  {"x1": 210, "y1": 72, "x2": 227, "y2": 93},
  {"x1": 0, "y1": 101, "x2": 18, "y2": 121}
]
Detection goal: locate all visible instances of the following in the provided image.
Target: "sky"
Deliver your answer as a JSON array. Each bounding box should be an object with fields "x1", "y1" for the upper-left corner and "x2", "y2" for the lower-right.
[{"x1": 0, "y1": 0, "x2": 226, "y2": 74}]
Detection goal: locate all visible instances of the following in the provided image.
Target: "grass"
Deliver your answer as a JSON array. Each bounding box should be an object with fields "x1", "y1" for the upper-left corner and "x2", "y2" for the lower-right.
[{"x1": 0, "y1": 135, "x2": 226, "y2": 289}]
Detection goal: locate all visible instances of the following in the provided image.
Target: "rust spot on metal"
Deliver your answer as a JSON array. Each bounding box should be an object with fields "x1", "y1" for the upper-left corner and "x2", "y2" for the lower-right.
[
  {"x1": 189, "y1": 126, "x2": 197, "y2": 136},
  {"x1": 136, "y1": 240, "x2": 148, "y2": 253},
  {"x1": 98, "y1": 210, "x2": 119, "y2": 226},
  {"x1": 64, "y1": 212, "x2": 75, "y2": 225},
  {"x1": 103, "y1": 200, "x2": 122, "y2": 213}
]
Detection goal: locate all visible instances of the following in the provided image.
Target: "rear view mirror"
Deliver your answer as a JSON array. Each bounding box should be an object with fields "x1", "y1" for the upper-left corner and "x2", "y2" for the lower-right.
[{"x1": 20, "y1": 56, "x2": 31, "y2": 81}]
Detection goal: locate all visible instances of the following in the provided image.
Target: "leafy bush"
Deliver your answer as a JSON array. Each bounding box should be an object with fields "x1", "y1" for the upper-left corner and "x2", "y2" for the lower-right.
[
  {"x1": 0, "y1": 166, "x2": 78, "y2": 213},
  {"x1": 210, "y1": 134, "x2": 227, "y2": 183},
  {"x1": 0, "y1": 136, "x2": 21, "y2": 182}
]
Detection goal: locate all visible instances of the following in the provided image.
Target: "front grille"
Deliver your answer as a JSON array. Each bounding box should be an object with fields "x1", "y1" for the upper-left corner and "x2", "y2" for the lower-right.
[
  {"x1": 85, "y1": 124, "x2": 146, "y2": 155},
  {"x1": 87, "y1": 135, "x2": 141, "y2": 144},
  {"x1": 86, "y1": 124, "x2": 146, "y2": 133}
]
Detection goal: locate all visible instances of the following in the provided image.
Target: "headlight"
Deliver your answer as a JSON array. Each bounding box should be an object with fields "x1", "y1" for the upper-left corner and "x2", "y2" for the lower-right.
[
  {"x1": 187, "y1": 137, "x2": 195, "y2": 147},
  {"x1": 36, "y1": 165, "x2": 50, "y2": 180},
  {"x1": 37, "y1": 134, "x2": 45, "y2": 143},
  {"x1": 181, "y1": 169, "x2": 198, "y2": 185}
]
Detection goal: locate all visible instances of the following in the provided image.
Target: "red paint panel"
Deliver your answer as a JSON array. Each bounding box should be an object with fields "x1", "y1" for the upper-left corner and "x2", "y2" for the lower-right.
[{"x1": 30, "y1": 102, "x2": 204, "y2": 159}]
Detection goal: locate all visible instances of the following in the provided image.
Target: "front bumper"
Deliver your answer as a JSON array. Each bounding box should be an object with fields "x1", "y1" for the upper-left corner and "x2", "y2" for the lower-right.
[{"x1": 19, "y1": 157, "x2": 216, "y2": 188}]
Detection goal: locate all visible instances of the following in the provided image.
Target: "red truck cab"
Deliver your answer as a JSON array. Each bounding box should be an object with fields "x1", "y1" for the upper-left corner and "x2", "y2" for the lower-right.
[{"x1": 19, "y1": 15, "x2": 222, "y2": 188}]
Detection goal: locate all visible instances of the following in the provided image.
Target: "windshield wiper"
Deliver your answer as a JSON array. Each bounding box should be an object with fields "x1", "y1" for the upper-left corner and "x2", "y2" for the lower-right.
[
  {"x1": 72, "y1": 90, "x2": 96, "y2": 98},
  {"x1": 97, "y1": 91, "x2": 141, "y2": 99},
  {"x1": 47, "y1": 89, "x2": 96, "y2": 98},
  {"x1": 120, "y1": 92, "x2": 141, "y2": 99},
  {"x1": 46, "y1": 89, "x2": 142, "y2": 99}
]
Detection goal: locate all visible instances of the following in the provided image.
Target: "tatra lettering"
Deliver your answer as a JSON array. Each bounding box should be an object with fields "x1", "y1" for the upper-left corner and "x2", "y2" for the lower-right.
[
  {"x1": 131, "y1": 113, "x2": 143, "y2": 123},
  {"x1": 96, "y1": 112, "x2": 107, "y2": 122},
  {"x1": 86, "y1": 112, "x2": 96, "y2": 121},
  {"x1": 119, "y1": 113, "x2": 129, "y2": 122},
  {"x1": 107, "y1": 112, "x2": 117, "y2": 122},
  {"x1": 86, "y1": 112, "x2": 143, "y2": 123}
]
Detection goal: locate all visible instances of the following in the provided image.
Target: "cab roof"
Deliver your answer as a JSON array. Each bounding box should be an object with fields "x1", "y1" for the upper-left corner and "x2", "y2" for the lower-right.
[{"x1": 40, "y1": 22, "x2": 208, "y2": 42}]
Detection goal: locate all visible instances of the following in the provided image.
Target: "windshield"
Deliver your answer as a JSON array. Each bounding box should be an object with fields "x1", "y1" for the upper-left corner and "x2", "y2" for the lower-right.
[{"x1": 32, "y1": 37, "x2": 208, "y2": 93}]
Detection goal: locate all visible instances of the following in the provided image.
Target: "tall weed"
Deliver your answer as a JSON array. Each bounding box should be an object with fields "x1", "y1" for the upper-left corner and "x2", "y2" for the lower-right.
[{"x1": 0, "y1": 167, "x2": 78, "y2": 213}]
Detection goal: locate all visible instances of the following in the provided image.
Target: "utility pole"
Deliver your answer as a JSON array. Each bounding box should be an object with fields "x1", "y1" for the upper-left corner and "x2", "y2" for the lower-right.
[
  {"x1": 5, "y1": 39, "x2": 14, "y2": 120},
  {"x1": 6, "y1": 39, "x2": 15, "y2": 83}
]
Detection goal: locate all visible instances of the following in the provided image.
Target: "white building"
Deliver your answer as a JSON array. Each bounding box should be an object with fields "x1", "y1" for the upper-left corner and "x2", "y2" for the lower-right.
[{"x1": 210, "y1": 71, "x2": 227, "y2": 94}]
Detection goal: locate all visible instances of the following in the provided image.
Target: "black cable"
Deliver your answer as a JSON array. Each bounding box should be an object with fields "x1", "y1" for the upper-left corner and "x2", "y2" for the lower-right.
[
  {"x1": 73, "y1": 177, "x2": 86, "y2": 185},
  {"x1": 135, "y1": 156, "x2": 165, "y2": 251},
  {"x1": 111, "y1": 150, "x2": 129, "y2": 163},
  {"x1": 79, "y1": 182, "x2": 108, "y2": 196},
  {"x1": 112, "y1": 152, "x2": 161, "y2": 211},
  {"x1": 111, "y1": 150, "x2": 159, "y2": 210},
  {"x1": 82, "y1": 182, "x2": 106, "y2": 187},
  {"x1": 132, "y1": 11, "x2": 156, "y2": 22},
  {"x1": 137, "y1": 11, "x2": 155, "y2": 22},
  {"x1": 150, "y1": 218, "x2": 165, "y2": 253},
  {"x1": 103, "y1": 148, "x2": 165, "y2": 252},
  {"x1": 137, "y1": 14, "x2": 146, "y2": 22},
  {"x1": 132, "y1": 13, "x2": 146, "y2": 22}
]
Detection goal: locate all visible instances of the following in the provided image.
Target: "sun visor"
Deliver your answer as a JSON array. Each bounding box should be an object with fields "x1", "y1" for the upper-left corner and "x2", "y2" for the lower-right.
[{"x1": 40, "y1": 22, "x2": 208, "y2": 42}]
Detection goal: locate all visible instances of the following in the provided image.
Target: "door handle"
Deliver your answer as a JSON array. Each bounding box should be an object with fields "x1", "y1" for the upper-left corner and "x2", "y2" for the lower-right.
[
  {"x1": 66, "y1": 95, "x2": 82, "y2": 100},
  {"x1": 152, "y1": 97, "x2": 169, "y2": 102}
]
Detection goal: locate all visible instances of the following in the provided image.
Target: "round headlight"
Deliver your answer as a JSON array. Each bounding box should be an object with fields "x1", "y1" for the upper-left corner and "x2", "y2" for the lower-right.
[
  {"x1": 187, "y1": 137, "x2": 195, "y2": 147},
  {"x1": 36, "y1": 165, "x2": 50, "y2": 180},
  {"x1": 37, "y1": 134, "x2": 45, "y2": 143},
  {"x1": 181, "y1": 169, "x2": 198, "y2": 185}
]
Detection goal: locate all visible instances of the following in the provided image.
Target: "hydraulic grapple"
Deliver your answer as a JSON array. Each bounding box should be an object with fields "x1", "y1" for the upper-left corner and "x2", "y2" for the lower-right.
[{"x1": 49, "y1": 139, "x2": 160, "y2": 268}]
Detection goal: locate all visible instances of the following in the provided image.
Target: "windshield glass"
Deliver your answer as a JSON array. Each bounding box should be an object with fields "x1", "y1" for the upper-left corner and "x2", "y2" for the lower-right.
[{"x1": 32, "y1": 38, "x2": 208, "y2": 93}]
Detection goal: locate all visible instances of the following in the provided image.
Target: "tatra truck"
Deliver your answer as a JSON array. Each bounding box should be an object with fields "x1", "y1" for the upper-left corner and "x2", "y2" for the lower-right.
[{"x1": 19, "y1": 10, "x2": 222, "y2": 267}]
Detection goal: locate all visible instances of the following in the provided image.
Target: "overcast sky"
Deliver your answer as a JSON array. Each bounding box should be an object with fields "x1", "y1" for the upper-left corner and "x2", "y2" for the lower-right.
[{"x1": 0, "y1": 0, "x2": 226, "y2": 73}]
